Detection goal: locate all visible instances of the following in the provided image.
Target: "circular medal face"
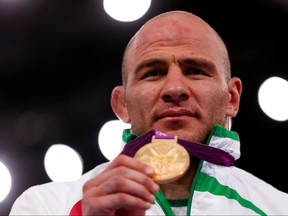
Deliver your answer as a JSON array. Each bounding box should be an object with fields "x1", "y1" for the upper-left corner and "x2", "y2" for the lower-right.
[{"x1": 134, "y1": 140, "x2": 190, "y2": 184}]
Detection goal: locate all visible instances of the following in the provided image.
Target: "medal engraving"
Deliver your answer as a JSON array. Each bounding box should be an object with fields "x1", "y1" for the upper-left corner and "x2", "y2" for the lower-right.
[{"x1": 134, "y1": 135, "x2": 190, "y2": 184}]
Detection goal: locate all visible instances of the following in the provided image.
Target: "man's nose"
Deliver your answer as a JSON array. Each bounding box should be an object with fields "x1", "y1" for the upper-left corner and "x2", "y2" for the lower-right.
[{"x1": 160, "y1": 67, "x2": 190, "y2": 103}]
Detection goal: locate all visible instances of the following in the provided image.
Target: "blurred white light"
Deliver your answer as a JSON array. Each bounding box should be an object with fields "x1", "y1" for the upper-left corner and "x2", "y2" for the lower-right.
[
  {"x1": 98, "y1": 119, "x2": 131, "y2": 161},
  {"x1": 0, "y1": 161, "x2": 12, "y2": 203},
  {"x1": 258, "y1": 76, "x2": 288, "y2": 121},
  {"x1": 44, "y1": 144, "x2": 83, "y2": 182},
  {"x1": 103, "y1": 0, "x2": 151, "y2": 22}
]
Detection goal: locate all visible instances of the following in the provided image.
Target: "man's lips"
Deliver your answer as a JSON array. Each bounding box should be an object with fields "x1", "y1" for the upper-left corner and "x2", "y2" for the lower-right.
[{"x1": 156, "y1": 109, "x2": 194, "y2": 120}]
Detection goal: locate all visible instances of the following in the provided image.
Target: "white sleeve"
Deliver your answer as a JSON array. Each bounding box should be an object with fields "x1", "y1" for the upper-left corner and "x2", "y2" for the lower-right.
[{"x1": 9, "y1": 186, "x2": 52, "y2": 215}]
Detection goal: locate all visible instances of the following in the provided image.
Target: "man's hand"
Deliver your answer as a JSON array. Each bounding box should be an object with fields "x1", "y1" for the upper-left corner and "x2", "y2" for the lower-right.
[{"x1": 82, "y1": 154, "x2": 159, "y2": 216}]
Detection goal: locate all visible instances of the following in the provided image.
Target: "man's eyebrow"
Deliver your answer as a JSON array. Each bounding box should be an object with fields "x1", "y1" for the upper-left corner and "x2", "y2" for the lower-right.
[
  {"x1": 134, "y1": 59, "x2": 167, "y2": 73},
  {"x1": 180, "y1": 58, "x2": 216, "y2": 71}
]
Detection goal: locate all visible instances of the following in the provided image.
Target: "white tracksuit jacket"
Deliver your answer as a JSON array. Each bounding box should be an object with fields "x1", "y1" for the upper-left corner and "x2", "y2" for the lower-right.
[{"x1": 9, "y1": 124, "x2": 288, "y2": 215}]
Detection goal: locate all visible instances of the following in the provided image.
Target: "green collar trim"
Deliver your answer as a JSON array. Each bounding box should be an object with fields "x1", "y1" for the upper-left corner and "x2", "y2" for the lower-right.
[
  {"x1": 121, "y1": 124, "x2": 240, "y2": 144},
  {"x1": 208, "y1": 124, "x2": 240, "y2": 142},
  {"x1": 167, "y1": 199, "x2": 188, "y2": 207},
  {"x1": 122, "y1": 128, "x2": 138, "y2": 143},
  {"x1": 154, "y1": 190, "x2": 175, "y2": 216}
]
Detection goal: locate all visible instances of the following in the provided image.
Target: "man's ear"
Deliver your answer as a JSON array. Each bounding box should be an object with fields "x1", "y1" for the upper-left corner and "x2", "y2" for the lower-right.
[
  {"x1": 110, "y1": 86, "x2": 130, "y2": 123},
  {"x1": 226, "y1": 77, "x2": 242, "y2": 117}
]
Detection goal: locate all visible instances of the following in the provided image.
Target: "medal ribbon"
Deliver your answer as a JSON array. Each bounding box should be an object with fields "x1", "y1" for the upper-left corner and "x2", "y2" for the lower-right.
[{"x1": 120, "y1": 129, "x2": 234, "y2": 166}]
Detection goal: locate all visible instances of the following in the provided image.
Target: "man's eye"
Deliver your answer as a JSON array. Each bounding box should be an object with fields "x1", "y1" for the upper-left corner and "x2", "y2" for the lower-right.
[
  {"x1": 143, "y1": 70, "x2": 164, "y2": 78},
  {"x1": 185, "y1": 68, "x2": 205, "y2": 75}
]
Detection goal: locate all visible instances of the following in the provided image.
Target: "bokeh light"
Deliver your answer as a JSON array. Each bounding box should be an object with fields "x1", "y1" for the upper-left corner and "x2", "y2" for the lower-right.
[
  {"x1": 98, "y1": 119, "x2": 131, "y2": 160},
  {"x1": 44, "y1": 144, "x2": 83, "y2": 182},
  {"x1": 0, "y1": 161, "x2": 12, "y2": 203},
  {"x1": 258, "y1": 76, "x2": 288, "y2": 121},
  {"x1": 103, "y1": 0, "x2": 151, "y2": 22}
]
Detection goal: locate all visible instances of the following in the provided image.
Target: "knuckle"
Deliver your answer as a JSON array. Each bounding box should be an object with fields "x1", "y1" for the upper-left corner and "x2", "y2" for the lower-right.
[
  {"x1": 82, "y1": 179, "x2": 93, "y2": 193},
  {"x1": 115, "y1": 154, "x2": 130, "y2": 165},
  {"x1": 111, "y1": 176, "x2": 125, "y2": 188}
]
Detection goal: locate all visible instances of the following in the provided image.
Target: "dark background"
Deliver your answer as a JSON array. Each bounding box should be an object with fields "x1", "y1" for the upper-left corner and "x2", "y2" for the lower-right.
[{"x1": 1, "y1": 0, "x2": 288, "y2": 215}]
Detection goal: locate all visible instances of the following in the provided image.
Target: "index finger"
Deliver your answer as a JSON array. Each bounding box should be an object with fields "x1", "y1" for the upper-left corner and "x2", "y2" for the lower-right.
[{"x1": 105, "y1": 154, "x2": 155, "y2": 177}]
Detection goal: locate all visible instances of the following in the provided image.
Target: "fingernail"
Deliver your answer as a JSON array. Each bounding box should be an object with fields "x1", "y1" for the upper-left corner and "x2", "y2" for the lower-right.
[
  {"x1": 145, "y1": 166, "x2": 154, "y2": 175},
  {"x1": 150, "y1": 194, "x2": 155, "y2": 202},
  {"x1": 146, "y1": 201, "x2": 152, "y2": 209},
  {"x1": 152, "y1": 183, "x2": 159, "y2": 193}
]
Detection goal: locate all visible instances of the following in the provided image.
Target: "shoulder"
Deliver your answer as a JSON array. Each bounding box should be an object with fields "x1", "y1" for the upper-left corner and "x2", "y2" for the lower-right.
[{"x1": 9, "y1": 161, "x2": 111, "y2": 215}]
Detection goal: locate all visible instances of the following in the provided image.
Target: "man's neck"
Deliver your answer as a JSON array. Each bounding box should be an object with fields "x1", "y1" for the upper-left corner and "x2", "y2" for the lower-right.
[{"x1": 160, "y1": 157, "x2": 199, "y2": 200}]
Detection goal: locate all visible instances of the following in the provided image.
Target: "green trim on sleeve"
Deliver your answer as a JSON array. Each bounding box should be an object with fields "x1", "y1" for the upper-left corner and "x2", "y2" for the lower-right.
[{"x1": 195, "y1": 172, "x2": 267, "y2": 216}]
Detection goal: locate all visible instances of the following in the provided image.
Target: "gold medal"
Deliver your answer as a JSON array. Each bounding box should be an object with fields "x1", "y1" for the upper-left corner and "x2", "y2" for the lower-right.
[{"x1": 134, "y1": 135, "x2": 190, "y2": 184}]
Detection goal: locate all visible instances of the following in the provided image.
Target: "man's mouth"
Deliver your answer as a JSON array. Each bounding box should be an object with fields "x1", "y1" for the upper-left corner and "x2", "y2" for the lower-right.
[{"x1": 156, "y1": 109, "x2": 194, "y2": 120}]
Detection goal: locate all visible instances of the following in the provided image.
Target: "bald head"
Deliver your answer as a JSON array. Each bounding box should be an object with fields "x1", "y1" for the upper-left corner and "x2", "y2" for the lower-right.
[{"x1": 121, "y1": 10, "x2": 231, "y2": 86}]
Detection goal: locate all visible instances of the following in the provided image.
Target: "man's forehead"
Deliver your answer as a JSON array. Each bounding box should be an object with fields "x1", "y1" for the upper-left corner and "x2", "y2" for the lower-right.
[{"x1": 132, "y1": 12, "x2": 211, "y2": 48}]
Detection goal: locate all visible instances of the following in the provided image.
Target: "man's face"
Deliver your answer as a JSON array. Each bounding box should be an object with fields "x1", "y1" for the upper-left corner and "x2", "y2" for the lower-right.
[{"x1": 121, "y1": 13, "x2": 232, "y2": 143}]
